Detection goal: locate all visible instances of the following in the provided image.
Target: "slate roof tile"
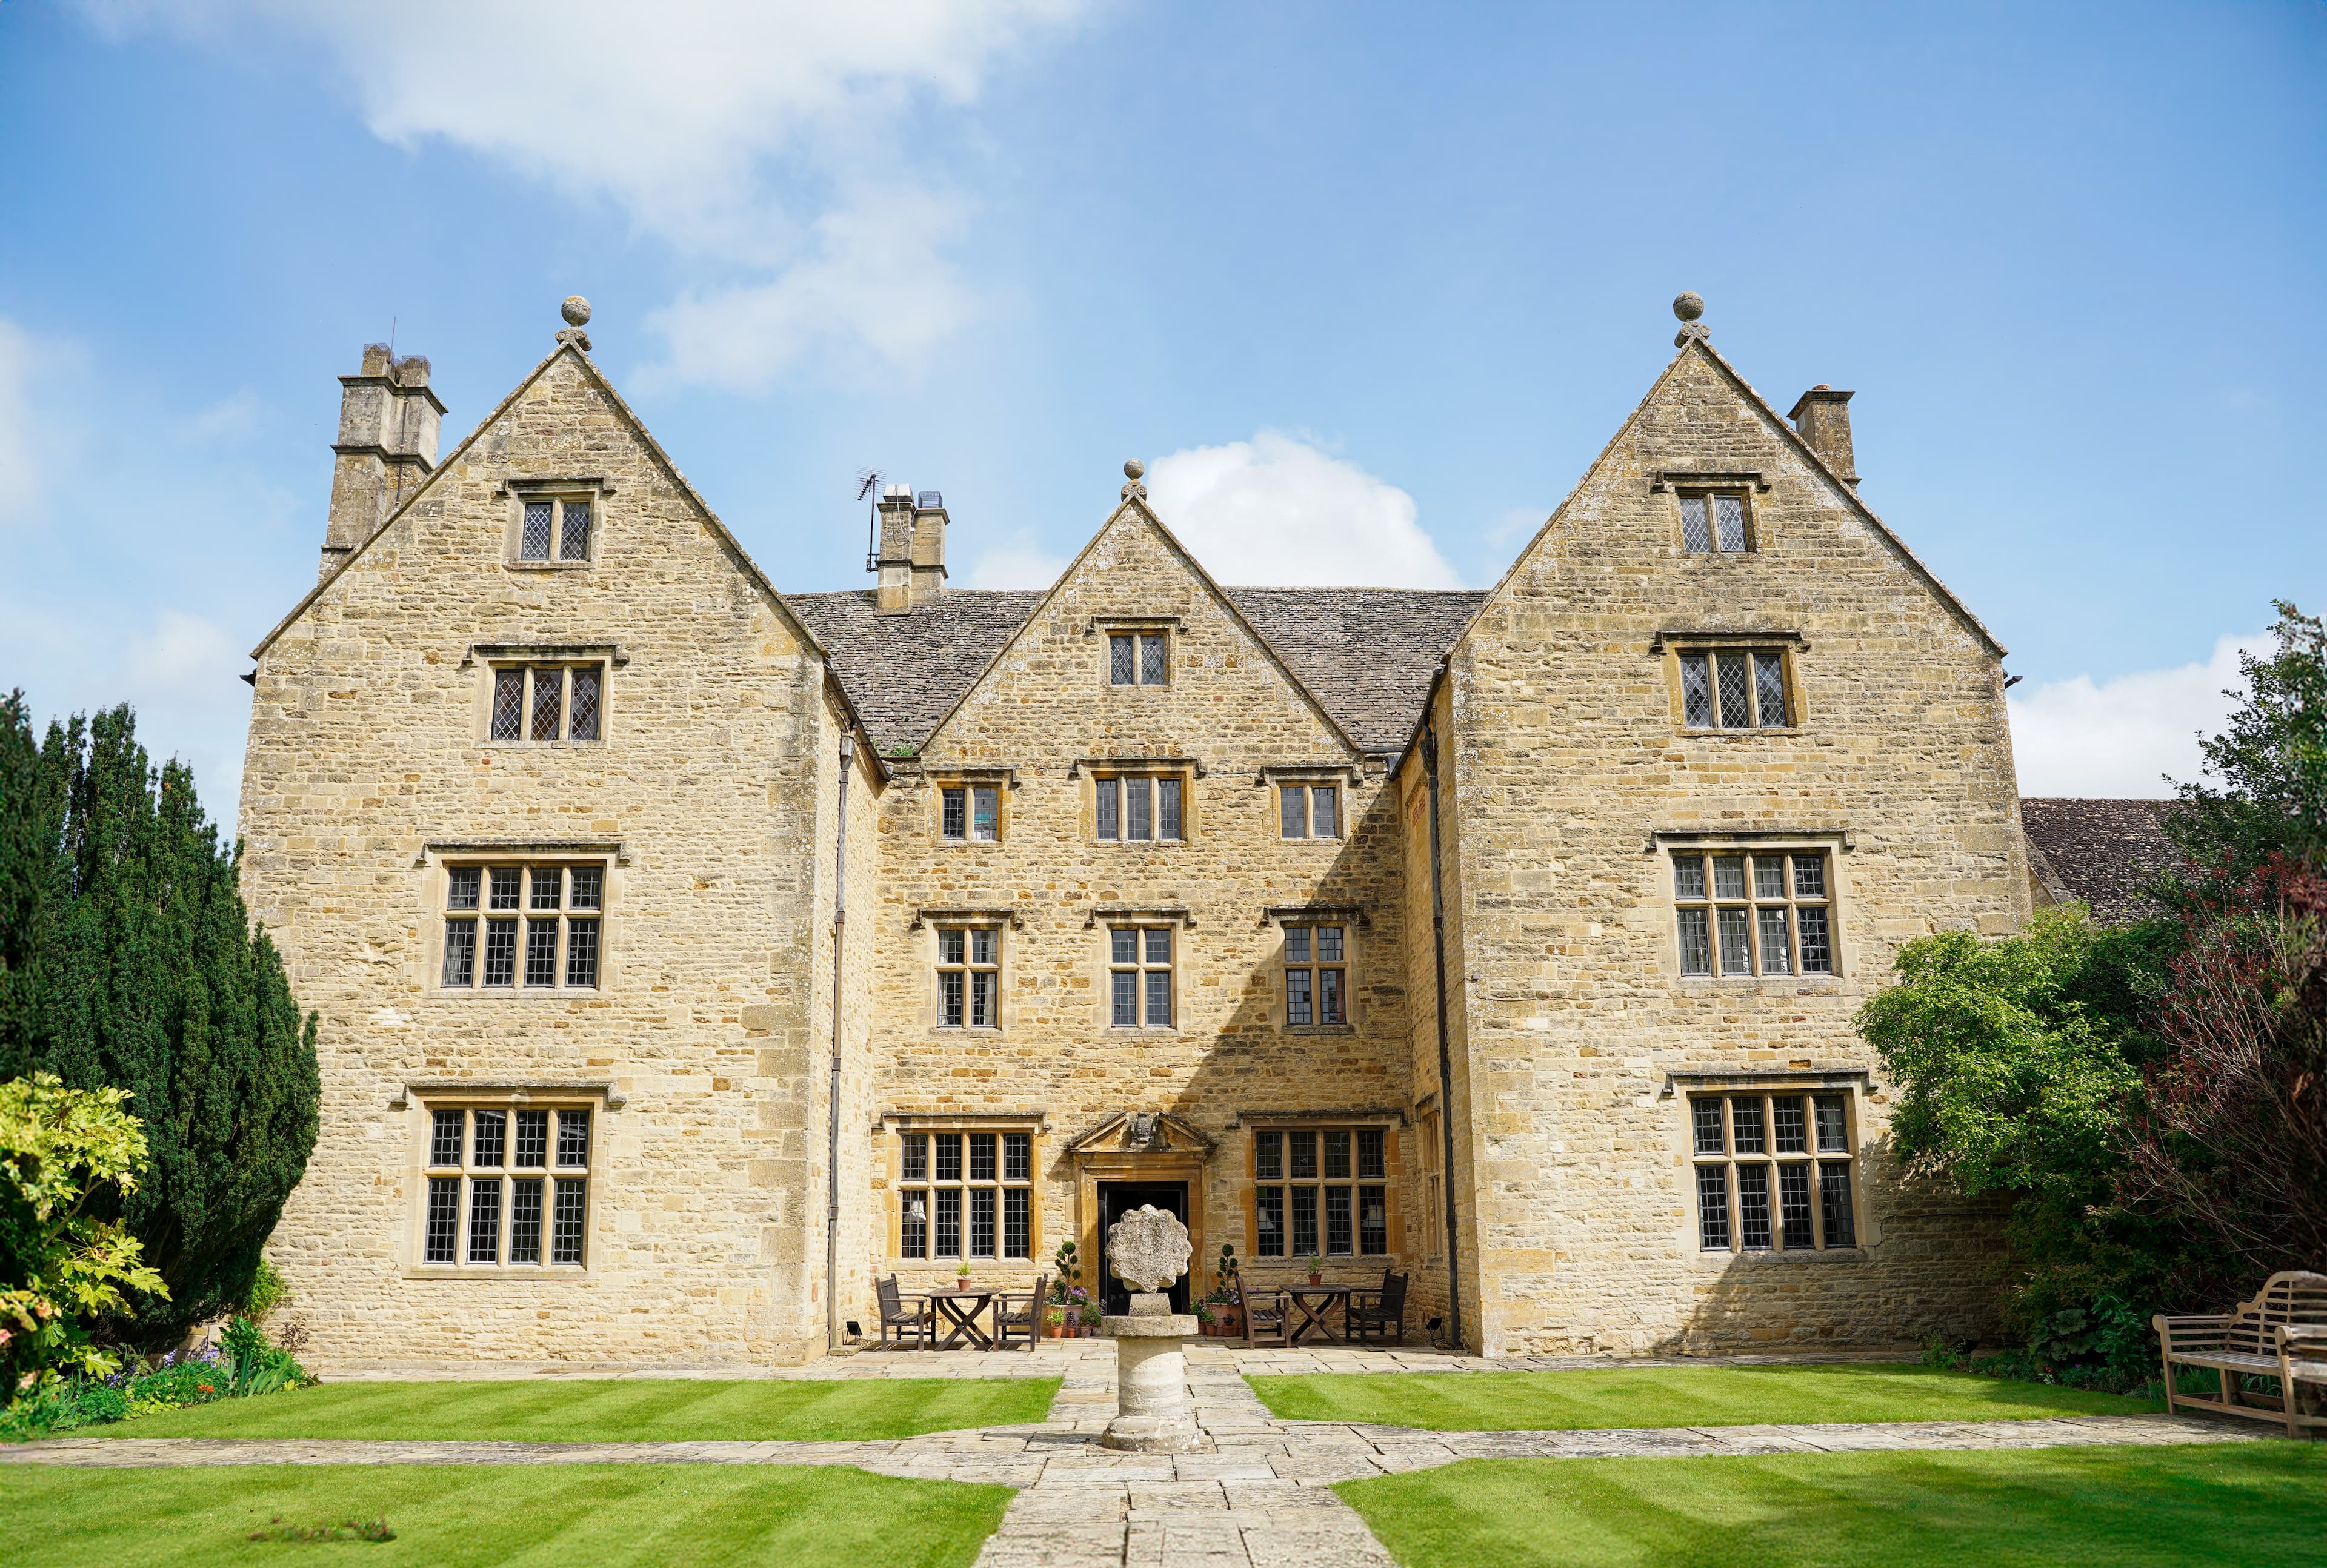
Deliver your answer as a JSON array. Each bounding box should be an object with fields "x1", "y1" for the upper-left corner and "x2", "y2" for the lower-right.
[
  {"x1": 2019, "y1": 797, "x2": 2184, "y2": 924},
  {"x1": 785, "y1": 586, "x2": 1486, "y2": 758}
]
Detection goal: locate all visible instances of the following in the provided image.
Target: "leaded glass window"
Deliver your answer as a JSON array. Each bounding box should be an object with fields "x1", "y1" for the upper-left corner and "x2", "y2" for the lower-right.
[
  {"x1": 1108, "y1": 631, "x2": 1169, "y2": 685},
  {"x1": 937, "y1": 926, "x2": 999, "y2": 1029},
  {"x1": 442, "y1": 860, "x2": 604, "y2": 992},
  {"x1": 1279, "y1": 783, "x2": 1343, "y2": 839},
  {"x1": 1095, "y1": 775, "x2": 1185, "y2": 842},
  {"x1": 421, "y1": 1105, "x2": 594, "y2": 1269},
  {"x1": 519, "y1": 500, "x2": 555, "y2": 560},
  {"x1": 1109, "y1": 925, "x2": 1173, "y2": 1026},
  {"x1": 894, "y1": 1128, "x2": 1036, "y2": 1261},
  {"x1": 487, "y1": 663, "x2": 607, "y2": 744},
  {"x1": 1689, "y1": 1092, "x2": 1859, "y2": 1253},
  {"x1": 558, "y1": 500, "x2": 592, "y2": 561},
  {"x1": 1672, "y1": 849, "x2": 1835, "y2": 977},
  {"x1": 1253, "y1": 1126, "x2": 1391, "y2": 1258},
  {"x1": 1283, "y1": 923, "x2": 1348, "y2": 1026},
  {"x1": 1674, "y1": 648, "x2": 1791, "y2": 729},
  {"x1": 1679, "y1": 491, "x2": 1752, "y2": 553}
]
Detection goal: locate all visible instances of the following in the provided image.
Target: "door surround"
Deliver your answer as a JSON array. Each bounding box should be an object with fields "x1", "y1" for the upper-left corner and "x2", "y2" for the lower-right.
[{"x1": 1067, "y1": 1111, "x2": 1215, "y2": 1304}]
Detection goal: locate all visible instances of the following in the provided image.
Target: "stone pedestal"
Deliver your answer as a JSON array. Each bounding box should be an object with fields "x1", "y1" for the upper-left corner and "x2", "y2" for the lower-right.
[{"x1": 1099, "y1": 1291, "x2": 1208, "y2": 1453}]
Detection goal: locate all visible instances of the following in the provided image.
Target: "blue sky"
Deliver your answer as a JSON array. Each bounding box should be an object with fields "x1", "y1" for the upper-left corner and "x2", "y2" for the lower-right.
[{"x1": 2, "y1": 2, "x2": 2322, "y2": 811}]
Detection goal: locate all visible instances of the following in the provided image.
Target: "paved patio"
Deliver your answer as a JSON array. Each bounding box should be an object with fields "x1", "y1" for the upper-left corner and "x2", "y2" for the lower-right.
[{"x1": 4, "y1": 1340, "x2": 2277, "y2": 1567}]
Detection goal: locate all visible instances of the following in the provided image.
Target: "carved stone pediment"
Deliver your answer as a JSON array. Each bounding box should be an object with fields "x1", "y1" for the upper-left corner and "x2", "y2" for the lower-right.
[{"x1": 1064, "y1": 1109, "x2": 1216, "y2": 1158}]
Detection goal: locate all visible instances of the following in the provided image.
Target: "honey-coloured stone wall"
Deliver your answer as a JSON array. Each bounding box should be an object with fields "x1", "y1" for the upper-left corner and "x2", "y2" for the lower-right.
[
  {"x1": 1424, "y1": 339, "x2": 2026, "y2": 1355},
  {"x1": 241, "y1": 345, "x2": 851, "y2": 1369}
]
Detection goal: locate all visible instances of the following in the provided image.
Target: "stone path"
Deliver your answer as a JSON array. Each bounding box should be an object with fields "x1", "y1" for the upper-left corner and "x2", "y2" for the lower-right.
[{"x1": 1, "y1": 1342, "x2": 2279, "y2": 1568}]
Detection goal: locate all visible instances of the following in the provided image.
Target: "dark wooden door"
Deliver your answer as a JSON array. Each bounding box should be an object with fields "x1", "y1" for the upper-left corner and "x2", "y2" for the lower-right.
[{"x1": 1097, "y1": 1181, "x2": 1190, "y2": 1314}]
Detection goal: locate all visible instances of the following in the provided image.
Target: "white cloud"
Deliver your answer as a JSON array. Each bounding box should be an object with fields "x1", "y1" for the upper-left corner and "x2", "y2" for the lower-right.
[
  {"x1": 1143, "y1": 430, "x2": 1464, "y2": 588},
  {"x1": 84, "y1": 0, "x2": 1087, "y2": 385},
  {"x1": 648, "y1": 190, "x2": 980, "y2": 394},
  {"x1": 964, "y1": 527, "x2": 1070, "y2": 590},
  {"x1": 2009, "y1": 633, "x2": 2263, "y2": 798}
]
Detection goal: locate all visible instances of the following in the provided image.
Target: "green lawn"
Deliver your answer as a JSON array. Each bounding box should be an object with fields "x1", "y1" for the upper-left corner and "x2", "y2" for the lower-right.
[
  {"x1": 1247, "y1": 1364, "x2": 2156, "y2": 1430},
  {"x1": 1335, "y1": 1444, "x2": 2326, "y2": 1568},
  {"x1": 95, "y1": 1377, "x2": 1059, "y2": 1443},
  {"x1": 0, "y1": 1463, "x2": 1008, "y2": 1568}
]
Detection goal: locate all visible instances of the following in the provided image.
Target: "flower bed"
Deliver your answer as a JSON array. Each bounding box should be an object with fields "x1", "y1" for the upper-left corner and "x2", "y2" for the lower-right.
[{"x1": 1, "y1": 1317, "x2": 313, "y2": 1443}]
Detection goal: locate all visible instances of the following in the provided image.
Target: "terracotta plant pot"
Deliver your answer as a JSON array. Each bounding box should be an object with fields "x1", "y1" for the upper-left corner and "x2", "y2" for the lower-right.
[
  {"x1": 1218, "y1": 1306, "x2": 1244, "y2": 1336},
  {"x1": 1307, "y1": 1274, "x2": 1322, "y2": 1286}
]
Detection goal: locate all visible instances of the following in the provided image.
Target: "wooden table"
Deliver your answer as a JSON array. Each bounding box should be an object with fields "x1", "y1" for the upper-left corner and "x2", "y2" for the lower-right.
[
  {"x1": 925, "y1": 1288, "x2": 1000, "y2": 1350},
  {"x1": 1282, "y1": 1285, "x2": 1355, "y2": 1345}
]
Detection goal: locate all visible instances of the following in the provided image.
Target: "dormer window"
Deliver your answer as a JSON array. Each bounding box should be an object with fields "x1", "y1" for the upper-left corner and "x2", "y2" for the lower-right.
[
  {"x1": 1109, "y1": 632, "x2": 1168, "y2": 686},
  {"x1": 1680, "y1": 492, "x2": 1751, "y2": 554}
]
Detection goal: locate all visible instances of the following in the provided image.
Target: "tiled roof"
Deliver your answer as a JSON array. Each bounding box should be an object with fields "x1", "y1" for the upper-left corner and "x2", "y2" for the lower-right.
[
  {"x1": 1223, "y1": 588, "x2": 1487, "y2": 754},
  {"x1": 785, "y1": 586, "x2": 1485, "y2": 757},
  {"x1": 2020, "y1": 797, "x2": 2183, "y2": 924},
  {"x1": 786, "y1": 589, "x2": 1048, "y2": 758}
]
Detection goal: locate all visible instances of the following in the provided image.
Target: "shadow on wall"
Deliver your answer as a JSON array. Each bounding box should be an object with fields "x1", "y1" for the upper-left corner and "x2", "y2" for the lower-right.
[{"x1": 1652, "y1": 1133, "x2": 2011, "y2": 1358}]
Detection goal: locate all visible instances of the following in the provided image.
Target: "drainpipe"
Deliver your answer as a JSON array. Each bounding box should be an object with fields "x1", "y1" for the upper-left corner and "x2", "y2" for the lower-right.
[
  {"x1": 825, "y1": 734, "x2": 855, "y2": 1354},
  {"x1": 1421, "y1": 722, "x2": 1466, "y2": 1353}
]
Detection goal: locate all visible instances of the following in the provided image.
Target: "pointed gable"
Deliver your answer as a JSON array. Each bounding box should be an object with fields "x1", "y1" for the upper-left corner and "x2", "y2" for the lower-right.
[
  {"x1": 251, "y1": 342, "x2": 827, "y2": 669},
  {"x1": 915, "y1": 494, "x2": 1364, "y2": 768},
  {"x1": 1454, "y1": 334, "x2": 2002, "y2": 673}
]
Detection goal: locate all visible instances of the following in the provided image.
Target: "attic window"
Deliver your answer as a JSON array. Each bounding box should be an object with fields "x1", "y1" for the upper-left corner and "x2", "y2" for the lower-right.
[
  {"x1": 1109, "y1": 632, "x2": 1168, "y2": 686},
  {"x1": 1680, "y1": 491, "x2": 1751, "y2": 554},
  {"x1": 510, "y1": 485, "x2": 601, "y2": 566}
]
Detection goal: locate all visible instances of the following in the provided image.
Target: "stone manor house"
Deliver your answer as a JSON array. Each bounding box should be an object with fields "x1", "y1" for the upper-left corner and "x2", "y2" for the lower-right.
[{"x1": 238, "y1": 299, "x2": 2039, "y2": 1368}]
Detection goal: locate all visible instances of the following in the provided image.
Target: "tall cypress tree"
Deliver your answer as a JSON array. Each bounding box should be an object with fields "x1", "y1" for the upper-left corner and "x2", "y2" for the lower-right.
[{"x1": 4, "y1": 702, "x2": 319, "y2": 1341}]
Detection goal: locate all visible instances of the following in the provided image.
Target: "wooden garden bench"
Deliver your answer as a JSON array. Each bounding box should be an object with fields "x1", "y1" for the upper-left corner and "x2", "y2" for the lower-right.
[{"x1": 2154, "y1": 1270, "x2": 2327, "y2": 1437}]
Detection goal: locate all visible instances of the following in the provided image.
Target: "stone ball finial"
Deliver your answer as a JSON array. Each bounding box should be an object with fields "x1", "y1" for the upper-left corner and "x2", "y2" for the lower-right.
[
  {"x1": 1105, "y1": 1204, "x2": 1191, "y2": 1294},
  {"x1": 1673, "y1": 291, "x2": 1705, "y2": 323},
  {"x1": 1124, "y1": 459, "x2": 1145, "y2": 481},
  {"x1": 562, "y1": 296, "x2": 593, "y2": 327}
]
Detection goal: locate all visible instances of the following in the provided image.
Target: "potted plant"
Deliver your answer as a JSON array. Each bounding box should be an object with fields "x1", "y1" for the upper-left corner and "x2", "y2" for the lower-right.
[
  {"x1": 1213, "y1": 1244, "x2": 1244, "y2": 1336},
  {"x1": 1306, "y1": 1254, "x2": 1323, "y2": 1287},
  {"x1": 1078, "y1": 1297, "x2": 1102, "y2": 1337},
  {"x1": 955, "y1": 1261, "x2": 973, "y2": 1288},
  {"x1": 1194, "y1": 1301, "x2": 1218, "y2": 1335}
]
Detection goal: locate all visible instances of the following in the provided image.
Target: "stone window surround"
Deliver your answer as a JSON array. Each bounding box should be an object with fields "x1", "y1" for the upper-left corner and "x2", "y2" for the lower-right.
[
  {"x1": 1089, "y1": 906, "x2": 1191, "y2": 1033},
  {"x1": 928, "y1": 768, "x2": 1016, "y2": 846},
  {"x1": 1650, "y1": 631, "x2": 1807, "y2": 736},
  {"x1": 1260, "y1": 765, "x2": 1356, "y2": 842},
  {"x1": 1072, "y1": 757, "x2": 1203, "y2": 845},
  {"x1": 462, "y1": 644, "x2": 627, "y2": 748},
  {"x1": 420, "y1": 845, "x2": 622, "y2": 999},
  {"x1": 1646, "y1": 830, "x2": 1851, "y2": 983},
  {"x1": 879, "y1": 1113, "x2": 1047, "y2": 1270},
  {"x1": 499, "y1": 477, "x2": 613, "y2": 569},
  {"x1": 1651, "y1": 470, "x2": 1768, "y2": 556},
  {"x1": 1237, "y1": 1111, "x2": 1406, "y2": 1266},
  {"x1": 1662, "y1": 1070, "x2": 1879, "y2": 1264},
  {"x1": 922, "y1": 911, "x2": 1012, "y2": 1034},
  {"x1": 1261, "y1": 905, "x2": 1368, "y2": 1034},
  {"x1": 1086, "y1": 614, "x2": 1182, "y2": 691},
  {"x1": 401, "y1": 1086, "x2": 611, "y2": 1280}
]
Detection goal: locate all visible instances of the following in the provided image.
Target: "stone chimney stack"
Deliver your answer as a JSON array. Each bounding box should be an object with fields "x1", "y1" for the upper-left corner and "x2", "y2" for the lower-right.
[
  {"x1": 1786, "y1": 385, "x2": 1858, "y2": 490},
  {"x1": 321, "y1": 344, "x2": 446, "y2": 580},
  {"x1": 872, "y1": 483, "x2": 948, "y2": 614},
  {"x1": 911, "y1": 490, "x2": 948, "y2": 605}
]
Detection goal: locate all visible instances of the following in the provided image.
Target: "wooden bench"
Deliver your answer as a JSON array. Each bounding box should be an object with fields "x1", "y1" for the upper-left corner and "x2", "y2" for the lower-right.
[{"x1": 2154, "y1": 1271, "x2": 2327, "y2": 1437}]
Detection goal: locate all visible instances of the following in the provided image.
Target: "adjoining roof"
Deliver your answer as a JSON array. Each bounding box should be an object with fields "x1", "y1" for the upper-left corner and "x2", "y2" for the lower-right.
[
  {"x1": 785, "y1": 590, "x2": 1048, "y2": 758},
  {"x1": 1225, "y1": 589, "x2": 1488, "y2": 754},
  {"x1": 784, "y1": 585, "x2": 1486, "y2": 759},
  {"x1": 2020, "y1": 797, "x2": 2184, "y2": 924}
]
